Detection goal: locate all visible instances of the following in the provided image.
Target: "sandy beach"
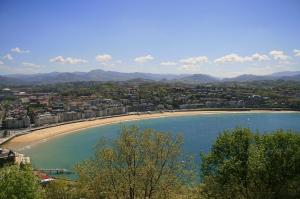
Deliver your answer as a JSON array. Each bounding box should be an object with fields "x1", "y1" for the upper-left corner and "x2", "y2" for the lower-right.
[{"x1": 3, "y1": 110, "x2": 298, "y2": 150}]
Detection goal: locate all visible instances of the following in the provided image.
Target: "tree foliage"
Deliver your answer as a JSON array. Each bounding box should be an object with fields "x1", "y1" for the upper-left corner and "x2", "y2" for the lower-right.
[
  {"x1": 44, "y1": 180, "x2": 82, "y2": 199},
  {"x1": 75, "y1": 126, "x2": 195, "y2": 199},
  {"x1": 200, "y1": 128, "x2": 300, "y2": 199},
  {"x1": 0, "y1": 164, "x2": 42, "y2": 199}
]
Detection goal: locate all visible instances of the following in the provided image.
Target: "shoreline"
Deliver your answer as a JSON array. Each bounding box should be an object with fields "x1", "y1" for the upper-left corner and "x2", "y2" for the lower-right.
[{"x1": 2, "y1": 110, "x2": 299, "y2": 150}]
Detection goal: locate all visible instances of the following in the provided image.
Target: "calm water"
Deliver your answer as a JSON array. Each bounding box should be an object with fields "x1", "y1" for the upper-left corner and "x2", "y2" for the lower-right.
[{"x1": 22, "y1": 113, "x2": 300, "y2": 175}]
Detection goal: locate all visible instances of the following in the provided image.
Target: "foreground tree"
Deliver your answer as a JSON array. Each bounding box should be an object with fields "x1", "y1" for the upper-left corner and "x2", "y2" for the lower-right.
[
  {"x1": 44, "y1": 180, "x2": 82, "y2": 199},
  {"x1": 0, "y1": 165, "x2": 42, "y2": 199},
  {"x1": 200, "y1": 128, "x2": 300, "y2": 199},
  {"x1": 75, "y1": 126, "x2": 195, "y2": 199},
  {"x1": 247, "y1": 130, "x2": 300, "y2": 198}
]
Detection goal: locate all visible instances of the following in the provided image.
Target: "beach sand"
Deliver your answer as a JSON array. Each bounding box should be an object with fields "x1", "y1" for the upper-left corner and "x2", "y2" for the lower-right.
[{"x1": 3, "y1": 110, "x2": 297, "y2": 150}]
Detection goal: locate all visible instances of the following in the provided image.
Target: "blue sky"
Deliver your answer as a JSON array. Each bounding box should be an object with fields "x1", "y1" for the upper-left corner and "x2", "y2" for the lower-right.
[{"x1": 0, "y1": 0, "x2": 300, "y2": 77}]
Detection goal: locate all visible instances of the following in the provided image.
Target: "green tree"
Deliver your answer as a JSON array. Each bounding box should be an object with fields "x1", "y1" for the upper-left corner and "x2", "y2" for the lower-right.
[
  {"x1": 0, "y1": 165, "x2": 42, "y2": 199},
  {"x1": 200, "y1": 128, "x2": 300, "y2": 199},
  {"x1": 44, "y1": 180, "x2": 81, "y2": 199},
  {"x1": 75, "y1": 126, "x2": 195, "y2": 199},
  {"x1": 200, "y1": 128, "x2": 255, "y2": 199},
  {"x1": 247, "y1": 130, "x2": 300, "y2": 199}
]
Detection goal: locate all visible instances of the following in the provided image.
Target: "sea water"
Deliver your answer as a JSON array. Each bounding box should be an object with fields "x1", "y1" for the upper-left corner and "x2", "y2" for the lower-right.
[{"x1": 22, "y1": 113, "x2": 300, "y2": 177}]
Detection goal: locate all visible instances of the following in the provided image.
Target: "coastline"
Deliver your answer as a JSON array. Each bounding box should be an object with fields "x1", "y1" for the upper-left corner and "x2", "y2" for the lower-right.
[{"x1": 2, "y1": 110, "x2": 299, "y2": 150}]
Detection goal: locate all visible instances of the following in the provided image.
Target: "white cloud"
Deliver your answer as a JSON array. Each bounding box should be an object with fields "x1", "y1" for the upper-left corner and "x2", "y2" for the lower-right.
[
  {"x1": 293, "y1": 49, "x2": 300, "y2": 57},
  {"x1": 160, "y1": 61, "x2": 177, "y2": 66},
  {"x1": 134, "y1": 55, "x2": 154, "y2": 63},
  {"x1": 214, "y1": 53, "x2": 270, "y2": 64},
  {"x1": 22, "y1": 62, "x2": 42, "y2": 68},
  {"x1": 64, "y1": 57, "x2": 88, "y2": 64},
  {"x1": 269, "y1": 50, "x2": 289, "y2": 60},
  {"x1": 95, "y1": 54, "x2": 112, "y2": 62},
  {"x1": 3, "y1": 54, "x2": 13, "y2": 61},
  {"x1": 180, "y1": 56, "x2": 209, "y2": 65},
  {"x1": 178, "y1": 56, "x2": 208, "y2": 72},
  {"x1": 214, "y1": 53, "x2": 246, "y2": 64},
  {"x1": 49, "y1": 56, "x2": 88, "y2": 64},
  {"x1": 50, "y1": 56, "x2": 64, "y2": 63},
  {"x1": 0, "y1": 61, "x2": 3, "y2": 65},
  {"x1": 11, "y1": 47, "x2": 30, "y2": 54},
  {"x1": 179, "y1": 64, "x2": 201, "y2": 72},
  {"x1": 249, "y1": 53, "x2": 270, "y2": 61}
]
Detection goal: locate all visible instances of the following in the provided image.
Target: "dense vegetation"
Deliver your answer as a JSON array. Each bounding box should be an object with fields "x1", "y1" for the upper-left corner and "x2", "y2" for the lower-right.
[
  {"x1": 200, "y1": 128, "x2": 300, "y2": 199},
  {"x1": 0, "y1": 165, "x2": 42, "y2": 199},
  {"x1": 0, "y1": 127, "x2": 299, "y2": 198}
]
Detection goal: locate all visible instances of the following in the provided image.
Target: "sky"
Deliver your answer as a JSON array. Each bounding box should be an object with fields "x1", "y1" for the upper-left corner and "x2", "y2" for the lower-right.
[{"x1": 0, "y1": 0, "x2": 300, "y2": 77}]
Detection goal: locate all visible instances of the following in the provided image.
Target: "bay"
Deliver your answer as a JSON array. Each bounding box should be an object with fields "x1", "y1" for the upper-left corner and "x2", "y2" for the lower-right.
[{"x1": 22, "y1": 113, "x2": 300, "y2": 176}]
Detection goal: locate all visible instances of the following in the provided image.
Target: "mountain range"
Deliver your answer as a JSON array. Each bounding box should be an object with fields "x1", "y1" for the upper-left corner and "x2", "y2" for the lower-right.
[{"x1": 0, "y1": 69, "x2": 300, "y2": 85}]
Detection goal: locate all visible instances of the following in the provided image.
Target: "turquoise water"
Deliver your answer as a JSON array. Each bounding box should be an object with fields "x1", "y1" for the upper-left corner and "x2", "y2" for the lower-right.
[{"x1": 23, "y1": 113, "x2": 300, "y2": 175}]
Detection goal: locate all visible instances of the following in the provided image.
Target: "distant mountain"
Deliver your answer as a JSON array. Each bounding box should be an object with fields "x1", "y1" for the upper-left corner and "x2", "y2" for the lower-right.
[
  {"x1": 178, "y1": 74, "x2": 219, "y2": 83},
  {"x1": 5, "y1": 72, "x2": 87, "y2": 84},
  {"x1": 84, "y1": 69, "x2": 188, "y2": 81},
  {"x1": 270, "y1": 71, "x2": 300, "y2": 77},
  {"x1": 1, "y1": 69, "x2": 300, "y2": 85},
  {"x1": 223, "y1": 74, "x2": 271, "y2": 82},
  {"x1": 282, "y1": 74, "x2": 300, "y2": 81},
  {"x1": 224, "y1": 73, "x2": 300, "y2": 82},
  {"x1": 1, "y1": 69, "x2": 190, "y2": 85},
  {"x1": 0, "y1": 76, "x2": 23, "y2": 85}
]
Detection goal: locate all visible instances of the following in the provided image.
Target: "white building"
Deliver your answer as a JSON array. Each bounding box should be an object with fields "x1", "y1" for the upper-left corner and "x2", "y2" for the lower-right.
[
  {"x1": 34, "y1": 113, "x2": 58, "y2": 127},
  {"x1": 4, "y1": 116, "x2": 30, "y2": 129}
]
